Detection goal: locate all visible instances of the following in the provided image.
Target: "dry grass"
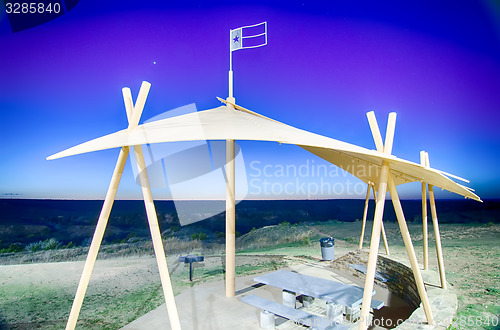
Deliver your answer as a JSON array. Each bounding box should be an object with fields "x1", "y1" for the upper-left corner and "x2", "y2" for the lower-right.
[
  {"x1": 236, "y1": 222, "x2": 312, "y2": 251},
  {"x1": 0, "y1": 237, "x2": 214, "y2": 266}
]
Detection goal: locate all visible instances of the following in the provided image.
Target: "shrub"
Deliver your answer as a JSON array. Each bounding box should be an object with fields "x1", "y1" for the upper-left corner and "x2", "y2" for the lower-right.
[
  {"x1": 3, "y1": 243, "x2": 25, "y2": 253},
  {"x1": 26, "y1": 241, "x2": 43, "y2": 252},
  {"x1": 191, "y1": 232, "x2": 207, "y2": 241},
  {"x1": 126, "y1": 232, "x2": 137, "y2": 240},
  {"x1": 42, "y1": 238, "x2": 61, "y2": 250},
  {"x1": 25, "y1": 238, "x2": 61, "y2": 252}
]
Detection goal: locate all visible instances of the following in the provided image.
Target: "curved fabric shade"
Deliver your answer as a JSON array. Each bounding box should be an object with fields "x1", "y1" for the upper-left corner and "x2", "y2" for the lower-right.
[{"x1": 47, "y1": 104, "x2": 480, "y2": 201}]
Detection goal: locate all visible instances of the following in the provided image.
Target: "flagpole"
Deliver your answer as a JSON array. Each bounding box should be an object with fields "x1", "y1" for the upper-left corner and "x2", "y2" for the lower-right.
[
  {"x1": 229, "y1": 69, "x2": 234, "y2": 102},
  {"x1": 225, "y1": 23, "x2": 267, "y2": 296},
  {"x1": 226, "y1": 27, "x2": 236, "y2": 298},
  {"x1": 228, "y1": 29, "x2": 235, "y2": 102}
]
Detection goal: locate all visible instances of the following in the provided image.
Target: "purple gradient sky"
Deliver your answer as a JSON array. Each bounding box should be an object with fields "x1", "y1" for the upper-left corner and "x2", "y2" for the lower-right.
[{"x1": 0, "y1": 1, "x2": 499, "y2": 200}]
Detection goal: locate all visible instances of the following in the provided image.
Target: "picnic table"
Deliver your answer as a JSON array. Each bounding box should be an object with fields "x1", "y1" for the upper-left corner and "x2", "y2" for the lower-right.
[
  {"x1": 254, "y1": 269, "x2": 383, "y2": 310},
  {"x1": 241, "y1": 269, "x2": 384, "y2": 328}
]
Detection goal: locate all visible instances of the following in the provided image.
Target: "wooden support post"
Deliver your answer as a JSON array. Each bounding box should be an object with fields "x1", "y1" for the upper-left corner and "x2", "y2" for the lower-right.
[
  {"x1": 380, "y1": 219, "x2": 390, "y2": 256},
  {"x1": 426, "y1": 153, "x2": 447, "y2": 289},
  {"x1": 428, "y1": 185, "x2": 447, "y2": 289},
  {"x1": 372, "y1": 185, "x2": 390, "y2": 256},
  {"x1": 65, "y1": 146, "x2": 129, "y2": 330},
  {"x1": 383, "y1": 113, "x2": 397, "y2": 154},
  {"x1": 359, "y1": 184, "x2": 371, "y2": 249},
  {"x1": 388, "y1": 177, "x2": 434, "y2": 324},
  {"x1": 359, "y1": 162, "x2": 390, "y2": 329},
  {"x1": 134, "y1": 145, "x2": 181, "y2": 330},
  {"x1": 366, "y1": 111, "x2": 384, "y2": 152},
  {"x1": 420, "y1": 151, "x2": 429, "y2": 270},
  {"x1": 127, "y1": 81, "x2": 180, "y2": 329},
  {"x1": 225, "y1": 138, "x2": 236, "y2": 297}
]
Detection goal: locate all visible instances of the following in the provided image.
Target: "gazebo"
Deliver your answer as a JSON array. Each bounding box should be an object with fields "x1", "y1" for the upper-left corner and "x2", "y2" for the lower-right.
[{"x1": 48, "y1": 22, "x2": 480, "y2": 330}]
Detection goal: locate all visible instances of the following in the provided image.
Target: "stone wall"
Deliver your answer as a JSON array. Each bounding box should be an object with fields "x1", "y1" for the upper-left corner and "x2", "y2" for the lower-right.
[
  {"x1": 330, "y1": 250, "x2": 421, "y2": 308},
  {"x1": 376, "y1": 254, "x2": 420, "y2": 309},
  {"x1": 331, "y1": 250, "x2": 458, "y2": 329}
]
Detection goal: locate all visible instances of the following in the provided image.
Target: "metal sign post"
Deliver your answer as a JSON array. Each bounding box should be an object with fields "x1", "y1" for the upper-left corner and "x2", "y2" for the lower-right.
[{"x1": 179, "y1": 255, "x2": 204, "y2": 281}]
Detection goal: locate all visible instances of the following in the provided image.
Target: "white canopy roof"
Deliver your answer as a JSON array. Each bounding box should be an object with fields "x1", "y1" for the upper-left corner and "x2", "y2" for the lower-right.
[{"x1": 48, "y1": 103, "x2": 480, "y2": 201}]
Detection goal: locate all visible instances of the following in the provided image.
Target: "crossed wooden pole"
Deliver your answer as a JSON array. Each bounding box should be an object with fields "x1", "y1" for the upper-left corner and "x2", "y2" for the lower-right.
[
  {"x1": 65, "y1": 81, "x2": 181, "y2": 330},
  {"x1": 358, "y1": 111, "x2": 433, "y2": 329}
]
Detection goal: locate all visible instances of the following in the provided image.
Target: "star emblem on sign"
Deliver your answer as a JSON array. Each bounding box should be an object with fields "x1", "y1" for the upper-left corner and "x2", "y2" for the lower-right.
[{"x1": 233, "y1": 35, "x2": 239, "y2": 43}]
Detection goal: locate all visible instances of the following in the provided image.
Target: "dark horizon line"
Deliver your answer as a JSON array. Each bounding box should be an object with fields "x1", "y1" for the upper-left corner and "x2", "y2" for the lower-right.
[{"x1": 0, "y1": 197, "x2": 495, "y2": 202}]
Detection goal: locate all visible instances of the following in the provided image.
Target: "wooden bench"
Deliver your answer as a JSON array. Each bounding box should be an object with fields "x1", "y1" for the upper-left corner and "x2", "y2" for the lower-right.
[{"x1": 241, "y1": 294, "x2": 348, "y2": 330}]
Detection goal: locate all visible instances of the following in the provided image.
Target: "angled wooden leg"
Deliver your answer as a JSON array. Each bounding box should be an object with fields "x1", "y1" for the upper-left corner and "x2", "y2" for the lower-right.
[
  {"x1": 366, "y1": 111, "x2": 384, "y2": 152},
  {"x1": 359, "y1": 184, "x2": 371, "y2": 249},
  {"x1": 422, "y1": 182, "x2": 429, "y2": 270},
  {"x1": 380, "y1": 220, "x2": 390, "y2": 256},
  {"x1": 428, "y1": 184, "x2": 447, "y2": 289},
  {"x1": 425, "y1": 153, "x2": 447, "y2": 289},
  {"x1": 225, "y1": 138, "x2": 236, "y2": 297},
  {"x1": 134, "y1": 145, "x2": 181, "y2": 330},
  {"x1": 388, "y1": 177, "x2": 433, "y2": 324},
  {"x1": 126, "y1": 81, "x2": 180, "y2": 329},
  {"x1": 372, "y1": 185, "x2": 390, "y2": 256},
  {"x1": 66, "y1": 146, "x2": 129, "y2": 330},
  {"x1": 420, "y1": 151, "x2": 429, "y2": 270},
  {"x1": 359, "y1": 162, "x2": 390, "y2": 330}
]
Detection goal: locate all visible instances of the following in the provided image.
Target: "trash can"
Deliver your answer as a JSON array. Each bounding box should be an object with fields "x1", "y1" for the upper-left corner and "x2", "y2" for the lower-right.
[{"x1": 319, "y1": 237, "x2": 335, "y2": 260}]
